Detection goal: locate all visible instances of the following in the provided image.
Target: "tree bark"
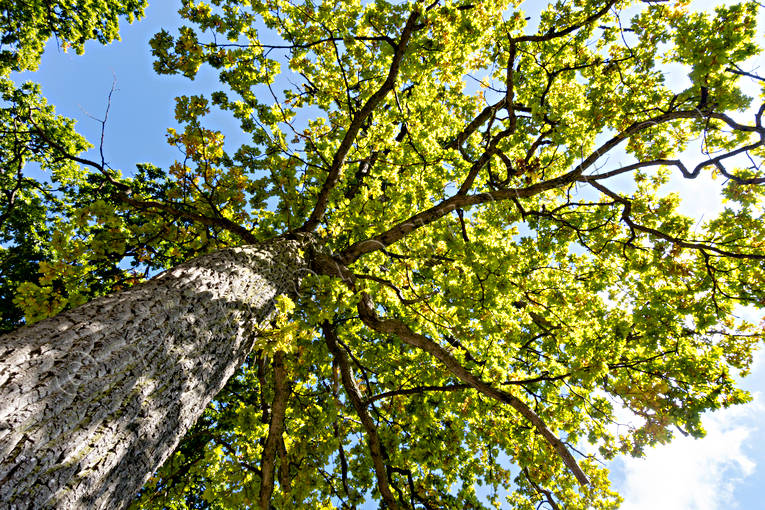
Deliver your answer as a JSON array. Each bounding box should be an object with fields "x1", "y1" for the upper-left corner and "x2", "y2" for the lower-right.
[{"x1": 0, "y1": 238, "x2": 309, "y2": 509}]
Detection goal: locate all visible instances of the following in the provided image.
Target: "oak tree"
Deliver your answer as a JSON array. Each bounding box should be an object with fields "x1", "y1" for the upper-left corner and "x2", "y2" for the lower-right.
[{"x1": 1, "y1": 0, "x2": 764, "y2": 509}]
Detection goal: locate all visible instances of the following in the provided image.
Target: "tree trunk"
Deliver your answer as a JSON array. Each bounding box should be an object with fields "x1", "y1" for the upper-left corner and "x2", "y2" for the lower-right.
[{"x1": 0, "y1": 238, "x2": 308, "y2": 509}]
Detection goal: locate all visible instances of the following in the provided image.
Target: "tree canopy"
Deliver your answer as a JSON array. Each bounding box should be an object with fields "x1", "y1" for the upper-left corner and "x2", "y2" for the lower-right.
[{"x1": 2, "y1": 0, "x2": 765, "y2": 508}]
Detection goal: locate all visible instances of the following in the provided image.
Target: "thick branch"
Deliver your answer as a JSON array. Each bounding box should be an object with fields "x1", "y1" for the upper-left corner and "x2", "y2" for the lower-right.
[
  {"x1": 456, "y1": 128, "x2": 511, "y2": 195},
  {"x1": 116, "y1": 194, "x2": 259, "y2": 244},
  {"x1": 523, "y1": 467, "x2": 561, "y2": 510},
  {"x1": 322, "y1": 322, "x2": 401, "y2": 510},
  {"x1": 259, "y1": 350, "x2": 289, "y2": 510},
  {"x1": 300, "y1": 9, "x2": 421, "y2": 232},
  {"x1": 447, "y1": 97, "x2": 509, "y2": 150},
  {"x1": 513, "y1": 0, "x2": 619, "y2": 43},
  {"x1": 311, "y1": 276, "x2": 591, "y2": 486},
  {"x1": 355, "y1": 294, "x2": 589, "y2": 485},
  {"x1": 338, "y1": 109, "x2": 735, "y2": 265},
  {"x1": 278, "y1": 437, "x2": 290, "y2": 495},
  {"x1": 505, "y1": 41, "x2": 518, "y2": 132}
]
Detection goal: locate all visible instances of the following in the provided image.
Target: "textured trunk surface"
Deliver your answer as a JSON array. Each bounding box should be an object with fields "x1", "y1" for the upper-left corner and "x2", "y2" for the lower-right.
[{"x1": 0, "y1": 239, "x2": 307, "y2": 509}]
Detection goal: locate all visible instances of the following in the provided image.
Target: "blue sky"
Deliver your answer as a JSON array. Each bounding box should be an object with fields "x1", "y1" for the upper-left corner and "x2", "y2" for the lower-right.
[{"x1": 12, "y1": 1, "x2": 765, "y2": 508}]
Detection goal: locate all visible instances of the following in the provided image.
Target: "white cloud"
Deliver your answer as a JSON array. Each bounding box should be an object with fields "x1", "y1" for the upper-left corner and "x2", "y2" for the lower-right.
[{"x1": 616, "y1": 400, "x2": 760, "y2": 510}]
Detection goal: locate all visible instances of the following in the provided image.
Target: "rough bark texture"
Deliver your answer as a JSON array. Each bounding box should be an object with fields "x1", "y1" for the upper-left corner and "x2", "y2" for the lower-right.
[{"x1": 0, "y1": 238, "x2": 309, "y2": 509}]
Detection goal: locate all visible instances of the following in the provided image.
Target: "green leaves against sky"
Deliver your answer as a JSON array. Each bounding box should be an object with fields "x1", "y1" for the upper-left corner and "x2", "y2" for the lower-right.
[{"x1": 2, "y1": 0, "x2": 765, "y2": 508}]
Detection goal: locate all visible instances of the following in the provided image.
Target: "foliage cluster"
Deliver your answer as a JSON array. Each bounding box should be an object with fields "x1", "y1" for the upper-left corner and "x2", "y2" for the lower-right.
[{"x1": 2, "y1": 0, "x2": 765, "y2": 508}]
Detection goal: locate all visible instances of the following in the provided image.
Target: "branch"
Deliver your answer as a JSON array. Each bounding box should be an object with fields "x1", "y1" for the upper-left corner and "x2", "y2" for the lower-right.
[
  {"x1": 217, "y1": 437, "x2": 261, "y2": 475},
  {"x1": 259, "y1": 351, "x2": 289, "y2": 510},
  {"x1": 354, "y1": 272, "x2": 428, "y2": 305},
  {"x1": 26, "y1": 113, "x2": 259, "y2": 244},
  {"x1": 514, "y1": 0, "x2": 619, "y2": 43},
  {"x1": 300, "y1": 9, "x2": 421, "y2": 232},
  {"x1": 0, "y1": 151, "x2": 27, "y2": 231},
  {"x1": 456, "y1": 127, "x2": 511, "y2": 195},
  {"x1": 351, "y1": 291, "x2": 589, "y2": 486},
  {"x1": 337, "y1": 108, "x2": 744, "y2": 265},
  {"x1": 585, "y1": 149, "x2": 765, "y2": 185},
  {"x1": 322, "y1": 322, "x2": 401, "y2": 510},
  {"x1": 200, "y1": 34, "x2": 396, "y2": 52},
  {"x1": 364, "y1": 383, "x2": 470, "y2": 405},
  {"x1": 278, "y1": 437, "x2": 291, "y2": 495},
  {"x1": 332, "y1": 421, "x2": 352, "y2": 499},
  {"x1": 589, "y1": 180, "x2": 765, "y2": 260},
  {"x1": 118, "y1": 194, "x2": 259, "y2": 243},
  {"x1": 725, "y1": 65, "x2": 765, "y2": 84},
  {"x1": 445, "y1": 96, "x2": 528, "y2": 150},
  {"x1": 523, "y1": 467, "x2": 561, "y2": 510},
  {"x1": 303, "y1": 250, "x2": 593, "y2": 486},
  {"x1": 505, "y1": 41, "x2": 518, "y2": 132}
]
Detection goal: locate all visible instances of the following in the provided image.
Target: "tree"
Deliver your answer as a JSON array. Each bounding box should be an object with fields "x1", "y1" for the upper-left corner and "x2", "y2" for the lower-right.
[
  {"x1": 1, "y1": 0, "x2": 764, "y2": 508},
  {"x1": 0, "y1": 0, "x2": 146, "y2": 332}
]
